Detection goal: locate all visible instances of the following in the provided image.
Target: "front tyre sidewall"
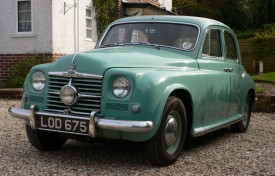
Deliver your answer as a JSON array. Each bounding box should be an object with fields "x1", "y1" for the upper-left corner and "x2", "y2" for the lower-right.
[
  {"x1": 26, "y1": 124, "x2": 67, "y2": 150},
  {"x1": 145, "y1": 96, "x2": 187, "y2": 166}
]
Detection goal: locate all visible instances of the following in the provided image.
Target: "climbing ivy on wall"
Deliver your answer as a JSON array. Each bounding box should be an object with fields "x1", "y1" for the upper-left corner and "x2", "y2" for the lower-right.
[{"x1": 93, "y1": 0, "x2": 118, "y2": 36}]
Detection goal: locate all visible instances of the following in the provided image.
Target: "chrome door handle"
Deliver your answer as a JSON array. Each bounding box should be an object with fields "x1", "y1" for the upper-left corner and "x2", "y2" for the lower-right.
[{"x1": 224, "y1": 68, "x2": 233, "y2": 72}]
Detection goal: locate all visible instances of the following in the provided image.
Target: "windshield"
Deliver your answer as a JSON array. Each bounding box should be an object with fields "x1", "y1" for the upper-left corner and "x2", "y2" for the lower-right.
[{"x1": 100, "y1": 22, "x2": 199, "y2": 51}]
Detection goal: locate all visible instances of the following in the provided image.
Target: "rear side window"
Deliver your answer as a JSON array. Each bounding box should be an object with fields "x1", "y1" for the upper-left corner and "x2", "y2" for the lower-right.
[
  {"x1": 202, "y1": 29, "x2": 222, "y2": 58},
  {"x1": 224, "y1": 31, "x2": 238, "y2": 61}
]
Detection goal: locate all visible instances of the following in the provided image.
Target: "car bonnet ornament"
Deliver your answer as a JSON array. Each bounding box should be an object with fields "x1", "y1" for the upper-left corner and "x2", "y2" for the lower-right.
[{"x1": 68, "y1": 63, "x2": 76, "y2": 75}]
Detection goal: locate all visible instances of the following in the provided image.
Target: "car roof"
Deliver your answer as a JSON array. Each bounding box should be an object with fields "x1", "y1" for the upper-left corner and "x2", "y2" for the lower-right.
[{"x1": 112, "y1": 15, "x2": 231, "y2": 30}]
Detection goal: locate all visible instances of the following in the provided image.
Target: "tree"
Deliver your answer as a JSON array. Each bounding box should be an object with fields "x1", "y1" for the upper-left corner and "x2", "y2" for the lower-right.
[{"x1": 172, "y1": 0, "x2": 274, "y2": 31}]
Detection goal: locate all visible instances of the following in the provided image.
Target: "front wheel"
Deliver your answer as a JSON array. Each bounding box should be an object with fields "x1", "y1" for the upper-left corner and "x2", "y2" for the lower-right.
[
  {"x1": 26, "y1": 124, "x2": 67, "y2": 150},
  {"x1": 231, "y1": 94, "x2": 252, "y2": 133},
  {"x1": 144, "y1": 96, "x2": 187, "y2": 166}
]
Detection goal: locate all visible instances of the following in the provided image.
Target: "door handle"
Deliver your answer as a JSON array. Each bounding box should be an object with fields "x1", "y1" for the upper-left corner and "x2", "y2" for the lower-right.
[{"x1": 224, "y1": 68, "x2": 233, "y2": 72}]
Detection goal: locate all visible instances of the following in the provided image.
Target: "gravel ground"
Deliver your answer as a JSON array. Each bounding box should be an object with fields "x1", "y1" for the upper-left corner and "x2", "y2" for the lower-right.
[{"x1": 0, "y1": 100, "x2": 274, "y2": 176}]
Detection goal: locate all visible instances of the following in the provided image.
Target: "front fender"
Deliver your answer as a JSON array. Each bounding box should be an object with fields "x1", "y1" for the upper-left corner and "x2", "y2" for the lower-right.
[{"x1": 101, "y1": 68, "x2": 203, "y2": 141}]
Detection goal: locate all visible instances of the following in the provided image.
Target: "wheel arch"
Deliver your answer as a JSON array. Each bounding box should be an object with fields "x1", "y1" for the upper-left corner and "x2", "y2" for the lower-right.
[
  {"x1": 248, "y1": 88, "x2": 256, "y2": 108},
  {"x1": 169, "y1": 89, "x2": 194, "y2": 137}
]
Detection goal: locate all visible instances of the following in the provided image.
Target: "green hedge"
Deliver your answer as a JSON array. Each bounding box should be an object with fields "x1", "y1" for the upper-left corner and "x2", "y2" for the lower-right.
[{"x1": 8, "y1": 54, "x2": 52, "y2": 88}]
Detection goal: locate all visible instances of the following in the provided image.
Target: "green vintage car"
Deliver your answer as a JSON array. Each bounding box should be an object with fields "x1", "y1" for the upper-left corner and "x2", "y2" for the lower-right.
[{"x1": 9, "y1": 16, "x2": 256, "y2": 166}]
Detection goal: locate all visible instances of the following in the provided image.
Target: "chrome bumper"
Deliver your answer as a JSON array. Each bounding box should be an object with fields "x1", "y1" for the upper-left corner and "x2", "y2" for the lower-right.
[{"x1": 8, "y1": 105, "x2": 153, "y2": 137}]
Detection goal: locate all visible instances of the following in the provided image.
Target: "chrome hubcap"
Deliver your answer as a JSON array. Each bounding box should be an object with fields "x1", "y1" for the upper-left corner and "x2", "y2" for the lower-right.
[{"x1": 165, "y1": 115, "x2": 179, "y2": 147}]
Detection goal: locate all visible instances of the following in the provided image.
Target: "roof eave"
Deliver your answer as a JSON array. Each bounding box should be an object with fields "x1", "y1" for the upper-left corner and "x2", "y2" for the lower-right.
[{"x1": 123, "y1": 2, "x2": 175, "y2": 15}]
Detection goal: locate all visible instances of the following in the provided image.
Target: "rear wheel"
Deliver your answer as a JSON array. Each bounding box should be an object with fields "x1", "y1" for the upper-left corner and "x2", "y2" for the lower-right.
[
  {"x1": 144, "y1": 96, "x2": 187, "y2": 166},
  {"x1": 231, "y1": 94, "x2": 252, "y2": 133},
  {"x1": 26, "y1": 124, "x2": 67, "y2": 150}
]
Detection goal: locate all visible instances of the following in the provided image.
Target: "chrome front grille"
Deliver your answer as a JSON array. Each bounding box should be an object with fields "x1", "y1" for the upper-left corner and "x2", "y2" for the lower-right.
[{"x1": 46, "y1": 73, "x2": 103, "y2": 115}]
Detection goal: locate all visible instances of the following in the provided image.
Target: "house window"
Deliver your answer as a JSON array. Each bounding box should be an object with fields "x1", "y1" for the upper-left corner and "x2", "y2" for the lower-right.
[
  {"x1": 17, "y1": 0, "x2": 32, "y2": 33},
  {"x1": 86, "y1": 8, "x2": 93, "y2": 39}
]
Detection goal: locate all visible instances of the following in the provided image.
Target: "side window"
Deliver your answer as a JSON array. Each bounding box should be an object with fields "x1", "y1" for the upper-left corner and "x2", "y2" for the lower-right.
[
  {"x1": 224, "y1": 31, "x2": 238, "y2": 61},
  {"x1": 202, "y1": 29, "x2": 222, "y2": 58}
]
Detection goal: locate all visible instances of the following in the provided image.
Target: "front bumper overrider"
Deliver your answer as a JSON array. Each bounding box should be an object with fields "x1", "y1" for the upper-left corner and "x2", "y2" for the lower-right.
[{"x1": 8, "y1": 105, "x2": 153, "y2": 138}]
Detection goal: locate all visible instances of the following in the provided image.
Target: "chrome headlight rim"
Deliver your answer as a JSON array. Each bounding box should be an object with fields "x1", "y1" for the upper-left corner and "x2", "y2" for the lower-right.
[
  {"x1": 32, "y1": 72, "x2": 46, "y2": 91},
  {"x1": 112, "y1": 77, "x2": 131, "y2": 98},
  {"x1": 60, "y1": 85, "x2": 78, "y2": 106}
]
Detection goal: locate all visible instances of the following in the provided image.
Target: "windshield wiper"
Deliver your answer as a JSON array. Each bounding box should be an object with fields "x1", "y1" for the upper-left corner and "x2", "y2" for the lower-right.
[
  {"x1": 100, "y1": 43, "x2": 124, "y2": 48},
  {"x1": 101, "y1": 42, "x2": 160, "y2": 50},
  {"x1": 123, "y1": 42, "x2": 160, "y2": 50},
  {"x1": 146, "y1": 43, "x2": 160, "y2": 50}
]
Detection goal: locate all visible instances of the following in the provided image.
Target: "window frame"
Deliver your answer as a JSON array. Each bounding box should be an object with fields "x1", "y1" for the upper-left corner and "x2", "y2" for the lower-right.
[
  {"x1": 223, "y1": 29, "x2": 239, "y2": 62},
  {"x1": 15, "y1": 0, "x2": 33, "y2": 35},
  {"x1": 99, "y1": 22, "x2": 200, "y2": 51},
  {"x1": 201, "y1": 28, "x2": 223, "y2": 59},
  {"x1": 85, "y1": 7, "x2": 93, "y2": 40}
]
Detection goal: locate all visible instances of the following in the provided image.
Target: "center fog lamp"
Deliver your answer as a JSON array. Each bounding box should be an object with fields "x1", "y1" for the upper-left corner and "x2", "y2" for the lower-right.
[{"x1": 60, "y1": 85, "x2": 78, "y2": 105}]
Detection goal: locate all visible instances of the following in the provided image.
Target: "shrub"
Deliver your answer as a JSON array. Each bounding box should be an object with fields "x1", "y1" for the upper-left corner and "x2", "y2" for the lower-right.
[
  {"x1": 7, "y1": 54, "x2": 52, "y2": 88},
  {"x1": 251, "y1": 24, "x2": 275, "y2": 61}
]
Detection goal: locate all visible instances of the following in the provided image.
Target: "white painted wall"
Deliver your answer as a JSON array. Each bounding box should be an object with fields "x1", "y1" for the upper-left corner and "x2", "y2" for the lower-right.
[
  {"x1": 52, "y1": 0, "x2": 97, "y2": 54},
  {"x1": 0, "y1": 0, "x2": 52, "y2": 54},
  {"x1": 0, "y1": 0, "x2": 97, "y2": 55},
  {"x1": 158, "y1": 0, "x2": 172, "y2": 11}
]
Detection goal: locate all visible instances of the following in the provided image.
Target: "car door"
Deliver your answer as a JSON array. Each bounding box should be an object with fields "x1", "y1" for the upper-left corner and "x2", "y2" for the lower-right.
[
  {"x1": 197, "y1": 28, "x2": 231, "y2": 127},
  {"x1": 223, "y1": 29, "x2": 242, "y2": 118}
]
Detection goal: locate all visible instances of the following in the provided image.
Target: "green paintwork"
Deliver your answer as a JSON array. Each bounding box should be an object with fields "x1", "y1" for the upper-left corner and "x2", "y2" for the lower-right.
[{"x1": 21, "y1": 16, "x2": 255, "y2": 141}]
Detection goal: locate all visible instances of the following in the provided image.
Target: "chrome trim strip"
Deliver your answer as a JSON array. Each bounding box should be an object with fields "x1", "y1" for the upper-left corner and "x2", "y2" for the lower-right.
[
  {"x1": 97, "y1": 118, "x2": 153, "y2": 133},
  {"x1": 48, "y1": 71, "x2": 103, "y2": 79},
  {"x1": 47, "y1": 91, "x2": 60, "y2": 95},
  {"x1": 47, "y1": 91, "x2": 102, "y2": 99},
  {"x1": 29, "y1": 105, "x2": 37, "y2": 130},
  {"x1": 37, "y1": 128, "x2": 89, "y2": 136},
  {"x1": 78, "y1": 94, "x2": 102, "y2": 98},
  {"x1": 192, "y1": 115, "x2": 245, "y2": 137},
  {"x1": 71, "y1": 53, "x2": 78, "y2": 64},
  {"x1": 192, "y1": 128, "x2": 205, "y2": 137},
  {"x1": 44, "y1": 109, "x2": 92, "y2": 116}
]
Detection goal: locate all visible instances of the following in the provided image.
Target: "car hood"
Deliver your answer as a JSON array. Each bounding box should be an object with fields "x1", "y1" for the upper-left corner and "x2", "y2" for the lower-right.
[{"x1": 50, "y1": 46, "x2": 198, "y2": 75}]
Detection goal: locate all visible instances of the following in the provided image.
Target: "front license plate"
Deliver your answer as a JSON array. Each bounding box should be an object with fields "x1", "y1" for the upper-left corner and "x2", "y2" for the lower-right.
[{"x1": 37, "y1": 116, "x2": 89, "y2": 134}]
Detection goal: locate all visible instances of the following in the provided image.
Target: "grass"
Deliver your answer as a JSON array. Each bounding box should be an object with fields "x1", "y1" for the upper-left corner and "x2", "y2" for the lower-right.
[
  {"x1": 256, "y1": 87, "x2": 265, "y2": 94},
  {"x1": 252, "y1": 72, "x2": 275, "y2": 84},
  {"x1": 252, "y1": 72, "x2": 275, "y2": 94}
]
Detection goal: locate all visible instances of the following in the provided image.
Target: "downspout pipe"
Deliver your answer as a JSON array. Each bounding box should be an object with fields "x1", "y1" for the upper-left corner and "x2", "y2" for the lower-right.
[
  {"x1": 77, "y1": 0, "x2": 79, "y2": 52},
  {"x1": 74, "y1": 0, "x2": 77, "y2": 52}
]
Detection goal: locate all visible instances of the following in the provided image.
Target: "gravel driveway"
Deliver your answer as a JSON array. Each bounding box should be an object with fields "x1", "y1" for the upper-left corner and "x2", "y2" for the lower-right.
[{"x1": 1, "y1": 100, "x2": 274, "y2": 176}]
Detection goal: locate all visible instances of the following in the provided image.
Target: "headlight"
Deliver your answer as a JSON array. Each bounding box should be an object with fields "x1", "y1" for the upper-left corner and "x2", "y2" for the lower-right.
[
  {"x1": 32, "y1": 72, "x2": 46, "y2": 91},
  {"x1": 113, "y1": 77, "x2": 130, "y2": 98}
]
